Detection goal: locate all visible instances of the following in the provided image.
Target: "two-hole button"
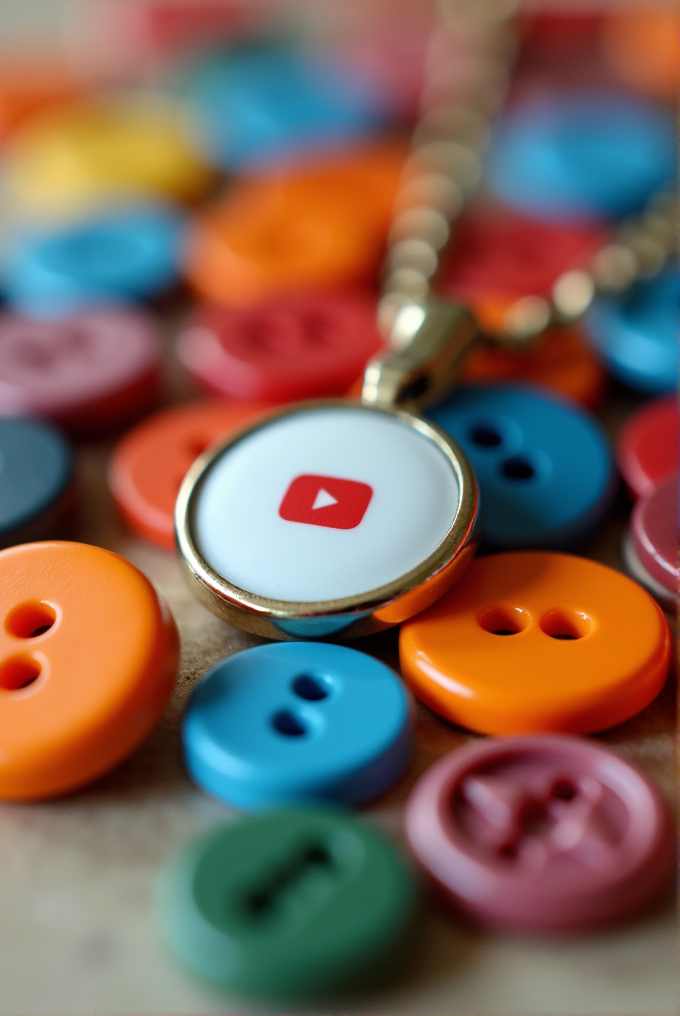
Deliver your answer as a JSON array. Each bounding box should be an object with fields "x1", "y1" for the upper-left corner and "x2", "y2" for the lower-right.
[
  {"x1": 400, "y1": 551, "x2": 671, "y2": 735},
  {"x1": 0, "y1": 540, "x2": 179, "y2": 800},
  {"x1": 182, "y1": 642, "x2": 413, "y2": 810}
]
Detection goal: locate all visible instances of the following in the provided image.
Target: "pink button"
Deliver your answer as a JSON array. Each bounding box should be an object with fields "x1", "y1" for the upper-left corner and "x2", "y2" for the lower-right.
[
  {"x1": 405, "y1": 735, "x2": 673, "y2": 934},
  {"x1": 176, "y1": 290, "x2": 383, "y2": 403},
  {"x1": 0, "y1": 308, "x2": 162, "y2": 434},
  {"x1": 616, "y1": 396, "x2": 679, "y2": 500},
  {"x1": 625, "y1": 475, "x2": 677, "y2": 611}
]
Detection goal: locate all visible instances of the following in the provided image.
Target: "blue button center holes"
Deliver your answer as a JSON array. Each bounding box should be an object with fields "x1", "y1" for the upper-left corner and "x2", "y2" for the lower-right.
[
  {"x1": 468, "y1": 423, "x2": 503, "y2": 448},
  {"x1": 500, "y1": 456, "x2": 537, "y2": 481},
  {"x1": 291, "y1": 673, "x2": 331, "y2": 701},
  {"x1": 271, "y1": 710, "x2": 308, "y2": 737}
]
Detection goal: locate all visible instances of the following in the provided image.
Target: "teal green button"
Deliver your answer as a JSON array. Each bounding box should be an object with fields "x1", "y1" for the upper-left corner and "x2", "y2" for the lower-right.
[{"x1": 156, "y1": 808, "x2": 417, "y2": 998}]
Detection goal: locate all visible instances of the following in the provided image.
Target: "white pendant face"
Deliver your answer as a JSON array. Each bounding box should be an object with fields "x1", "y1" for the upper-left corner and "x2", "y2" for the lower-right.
[{"x1": 193, "y1": 407, "x2": 461, "y2": 602}]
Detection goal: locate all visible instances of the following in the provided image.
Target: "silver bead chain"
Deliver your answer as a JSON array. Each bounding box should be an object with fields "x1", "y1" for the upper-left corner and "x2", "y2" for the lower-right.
[{"x1": 378, "y1": 0, "x2": 677, "y2": 350}]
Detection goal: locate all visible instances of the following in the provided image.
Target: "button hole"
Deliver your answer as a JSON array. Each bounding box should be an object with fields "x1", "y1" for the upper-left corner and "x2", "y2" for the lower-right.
[
  {"x1": 468, "y1": 423, "x2": 503, "y2": 448},
  {"x1": 540, "y1": 609, "x2": 592, "y2": 640},
  {"x1": 291, "y1": 674, "x2": 330, "y2": 701},
  {"x1": 551, "y1": 779, "x2": 579, "y2": 802},
  {"x1": 271, "y1": 709, "x2": 307, "y2": 737},
  {"x1": 478, "y1": 604, "x2": 531, "y2": 636},
  {"x1": 5, "y1": 601, "x2": 57, "y2": 639},
  {"x1": 500, "y1": 456, "x2": 536, "y2": 481},
  {"x1": 0, "y1": 655, "x2": 42, "y2": 691}
]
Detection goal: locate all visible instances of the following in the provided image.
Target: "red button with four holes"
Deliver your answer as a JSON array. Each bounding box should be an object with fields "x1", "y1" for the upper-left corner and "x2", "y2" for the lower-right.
[
  {"x1": 405, "y1": 735, "x2": 674, "y2": 934},
  {"x1": 176, "y1": 290, "x2": 384, "y2": 403},
  {"x1": 616, "y1": 396, "x2": 679, "y2": 500},
  {"x1": 439, "y1": 211, "x2": 607, "y2": 303}
]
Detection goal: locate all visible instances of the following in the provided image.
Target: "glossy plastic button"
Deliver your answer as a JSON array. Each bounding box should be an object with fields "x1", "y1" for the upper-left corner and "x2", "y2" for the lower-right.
[
  {"x1": 0, "y1": 60, "x2": 80, "y2": 142},
  {"x1": 177, "y1": 291, "x2": 383, "y2": 403},
  {"x1": 427, "y1": 385, "x2": 613, "y2": 549},
  {"x1": 156, "y1": 808, "x2": 416, "y2": 997},
  {"x1": 183, "y1": 643, "x2": 413, "y2": 810},
  {"x1": 459, "y1": 329, "x2": 605, "y2": 410},
  {"x1": 183, "y1": 144, "x2": 404, "y2": 305},
  {"x1": 624, "y1": 475, "x2": 677, "y2": 613},
  {"x1": 3, "y1": 97, "x2": 212, "y2": 216},
  {"x1": 440, "y1": 211, "x2": 606, "y2": 304},
  {"x1": 586, "y1": 271, "x2": 679, "y2": 394},
  {"x1": 2, "y1": 204, "x2": 185, "y2": 317},
  {"x1": 400, "y1": 551, "x2": 671, "y2": 735},
  {"x1": 185, "y1": 44, "x2": 390, "y2": 170},
  {"x1": 0, "y1": 308, "x2": 162, "y2": 434},
  {"x1": 0, "y1": 418, "x2": 74, "y2": 548},
  {"x1": 0, "y1": 540, "x2": 179, "y2": 799},
  {"x1": 405, "y1": 736, "x2": 673, "y2": 933},
  {"x1": 616, "y1": 396, "x2": 678, "y2": 500},
  {"x1": 109, "y1": 398, "x2": 268, "y2": 549},
  {"x1": 487, "y1": 92, "x2": 675, "y2": 221}
]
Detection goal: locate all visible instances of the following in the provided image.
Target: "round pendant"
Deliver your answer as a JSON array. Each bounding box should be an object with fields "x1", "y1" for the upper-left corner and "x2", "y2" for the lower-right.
[{"x1": 176, "y1": 399, "x2": 478, "y2": 639}]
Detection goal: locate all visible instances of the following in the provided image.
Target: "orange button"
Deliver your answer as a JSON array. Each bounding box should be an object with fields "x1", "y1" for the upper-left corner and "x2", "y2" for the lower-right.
[
  {"x1": 183, "y1": 143, "x2": 406, "y2": 306},
  {"x1": 400, "y1": 551, "x2": 670, "y2": 736},
  {"x1": 602, "y1": 8, "x2": 678, "y2": 101},
  {"x1": 108, "y1": 399, "x2": 269, "y2": 549},
  {"x1": 0, "y1": 541, "x2": 179, "y2": 799},
  {"x1": 0, "y1": 60, "x2": 80, "y2": 142},
  {"x1": 459, "y1": 323, "x2": 605, "y2": 409}
]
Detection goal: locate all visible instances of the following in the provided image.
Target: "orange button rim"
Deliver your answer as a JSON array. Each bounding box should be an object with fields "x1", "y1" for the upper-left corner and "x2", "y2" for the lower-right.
[
  {"x1": 0, "y1": 541, "x2": 179, "y2": 800},
  {"x1": 399, "y1": 551, "x2": 671, "y2": 736}
]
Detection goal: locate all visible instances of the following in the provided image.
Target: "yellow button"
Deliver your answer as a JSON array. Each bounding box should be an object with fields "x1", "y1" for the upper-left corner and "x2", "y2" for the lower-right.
[{"x1": 3, "y1": 97, "x2": 213, "y2": 217}]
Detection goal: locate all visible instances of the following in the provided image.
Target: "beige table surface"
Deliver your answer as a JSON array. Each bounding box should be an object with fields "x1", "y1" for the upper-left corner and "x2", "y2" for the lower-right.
[{"x1": 0, "y1": 318, "x2": 676, "y2": 1016}]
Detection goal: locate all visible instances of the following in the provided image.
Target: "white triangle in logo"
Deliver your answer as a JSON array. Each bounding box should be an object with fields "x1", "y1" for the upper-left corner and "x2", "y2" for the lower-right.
[{"x1": 312, "y1": 488, "x2": 338, "y2": 510}]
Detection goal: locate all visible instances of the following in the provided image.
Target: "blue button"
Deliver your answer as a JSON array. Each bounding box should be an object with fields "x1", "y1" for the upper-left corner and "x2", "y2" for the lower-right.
[
  {"x1": 185, "y1": 45, "x2": 390, "y2": 170},
  {"x1": 183, "y1": 642, "x2": 413, "y2": 811},
  {"x1": 586, "y1": 271, "x2": 679, "y2": 395},
  {"x1": 487, "y1": 92, "x2": 675, "y2": 222},
  {"x1": 427, "y1": 385, "x2": 614, "y2": 550},
  {"x1": 0, "y1": 417, "x2": 73, "y2": 546},
  {"x1": 1, "y1": 204, "x2": 185, "y2": 318}
]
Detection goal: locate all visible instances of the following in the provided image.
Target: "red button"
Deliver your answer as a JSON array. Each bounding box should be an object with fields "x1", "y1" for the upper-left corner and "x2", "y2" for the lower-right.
[
  {"x1": 278, "y1": 474, "x2": 373, "y2": 530},
  {"x1": 405, "y1": 735, "x2": 674, "y2": 933},
  {"x1": 109, "y1": 398, "x2": 269, "y2": 549},
  {"x1": 625, "y1": 475, "x2": 678, "y2": 611},
  {"x1": 177, "y1": 290, "x2": 384, "y2": 403},
  {"x1": 616, "y1": 396, "x2": 679, "y2": 500},
  {"x1": 0, "y1": 308, "x2": 161, "y2": 434},
  {"x1": 439, "y1": 211, "x2": 607, "y2": 303}
]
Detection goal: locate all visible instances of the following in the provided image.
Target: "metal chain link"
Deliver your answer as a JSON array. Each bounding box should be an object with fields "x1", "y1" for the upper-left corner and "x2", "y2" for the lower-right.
[{"x1": 378, "y1": 0, "x2": 677, "y2": 350}]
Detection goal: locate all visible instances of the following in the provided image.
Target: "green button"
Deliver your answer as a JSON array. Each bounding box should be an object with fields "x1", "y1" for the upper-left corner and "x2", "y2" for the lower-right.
[{"x1": 156, "y1": 808, "x2": 417, "y2": 998}]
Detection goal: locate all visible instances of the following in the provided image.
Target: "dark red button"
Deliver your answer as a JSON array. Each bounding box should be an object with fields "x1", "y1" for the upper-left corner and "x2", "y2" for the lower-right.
[
  {"x1": 625, "y1": 474, "x2": 677, "y2": 611},
  {"x1": 439, "y1": 211, "x2": 606, "y2": 301},
  {"x1": 176, "y1": 290, "x2": 384, "y2": 404},
  {"x1": 278, "y1": 474, "x2": 373, "y2": 530},
  {"x1": 405, "y1": 735, "x2": 674, "y2": 934},
  {"x1": 616, "y1": 396, "x2": 679, "y2": 500}
]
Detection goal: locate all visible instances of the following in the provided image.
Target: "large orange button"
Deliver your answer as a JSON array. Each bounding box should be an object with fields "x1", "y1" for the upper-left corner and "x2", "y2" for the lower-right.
[
  {"x1": 400, "y1": 552, "x2": 670, "y2": 736},
  {"x1": 0, "y1": 541, "x2": 179, "y2": 799},
  {"x1": 108, "y1": 399, "x2": 269, "y2": 549},
  {"x1": 183, "y1": 143, "x2": 406, "y2": 306}
]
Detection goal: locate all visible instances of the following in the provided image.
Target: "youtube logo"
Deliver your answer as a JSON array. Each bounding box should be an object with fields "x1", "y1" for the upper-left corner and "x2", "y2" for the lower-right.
[{"x1": 279, "y1": 474, "x2": 373, "y2": 530}]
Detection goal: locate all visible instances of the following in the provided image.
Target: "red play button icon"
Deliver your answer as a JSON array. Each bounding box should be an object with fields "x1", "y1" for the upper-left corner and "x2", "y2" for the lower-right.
[{"x1": 279, "y1": 474, "x2": 373, "y2": 530}]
